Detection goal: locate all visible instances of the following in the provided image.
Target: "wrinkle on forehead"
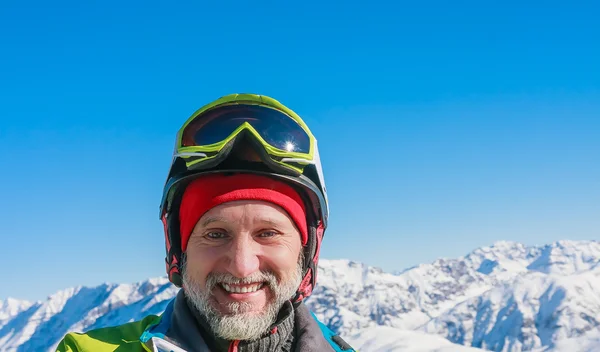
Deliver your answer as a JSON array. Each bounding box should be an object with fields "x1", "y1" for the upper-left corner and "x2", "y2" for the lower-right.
[{"x1": 198, "y1": 201, "x2": 295, "y2": 227}]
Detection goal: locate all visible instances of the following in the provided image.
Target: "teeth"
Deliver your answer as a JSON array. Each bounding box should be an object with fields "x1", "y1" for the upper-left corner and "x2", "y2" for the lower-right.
[{"x1": 222, "y1": 283, "x2": 263, "y2": 294}]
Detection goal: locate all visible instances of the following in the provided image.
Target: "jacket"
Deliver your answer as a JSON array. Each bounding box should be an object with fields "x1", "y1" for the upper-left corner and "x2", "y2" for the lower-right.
[{"x1": 56, "y1": 290, "x2": 355, "y2": 352}]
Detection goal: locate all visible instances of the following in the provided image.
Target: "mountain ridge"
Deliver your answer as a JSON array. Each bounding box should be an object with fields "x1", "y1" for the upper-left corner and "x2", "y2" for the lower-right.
[{"x1": 1, "y1": 240, "x2": 599, "y2": 352}]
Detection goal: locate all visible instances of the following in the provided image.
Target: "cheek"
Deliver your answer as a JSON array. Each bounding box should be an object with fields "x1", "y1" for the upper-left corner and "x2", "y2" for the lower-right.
[
  {"x1": 185, "y1": 246, "x2": 222, "y2": 284},
  {"x1": 261, "y1": 242, "x2": 302, "y2": 274}
]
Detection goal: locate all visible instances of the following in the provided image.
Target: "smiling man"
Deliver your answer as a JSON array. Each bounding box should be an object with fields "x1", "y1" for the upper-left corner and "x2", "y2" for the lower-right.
[{"x1": 56, "y1": 94, "x2": 355, "y2": 352}]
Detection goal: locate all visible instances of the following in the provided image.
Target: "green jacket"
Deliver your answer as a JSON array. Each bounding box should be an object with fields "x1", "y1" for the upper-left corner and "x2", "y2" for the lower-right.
[{"x1": 56, "y1": 315, "x2": 160, "y2": 351}]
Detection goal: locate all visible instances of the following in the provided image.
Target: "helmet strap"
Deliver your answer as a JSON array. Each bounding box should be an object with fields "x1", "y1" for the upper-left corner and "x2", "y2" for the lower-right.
[
  {"x1": 164, "y1": 195, "x2": 185, "y2": 287},
  {"x1": 292, "y1": 190, "x2": 325, "y2": 303}
]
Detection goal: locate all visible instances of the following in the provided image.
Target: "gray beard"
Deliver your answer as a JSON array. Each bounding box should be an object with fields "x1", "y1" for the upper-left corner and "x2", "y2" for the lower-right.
[{"x1": 182, "y1": 255, "x2": 303, "y2": 341}]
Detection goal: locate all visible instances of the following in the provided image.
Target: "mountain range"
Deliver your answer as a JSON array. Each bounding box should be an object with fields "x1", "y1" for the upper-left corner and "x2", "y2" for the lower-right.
[{"x1": 1, "y1": 240, "x2": 599, "y2": 352}]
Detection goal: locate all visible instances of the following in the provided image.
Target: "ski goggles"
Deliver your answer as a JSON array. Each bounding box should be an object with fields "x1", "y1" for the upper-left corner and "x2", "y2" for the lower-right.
[{"x1": 174, "y1": 100, "x2": 317, "y2": 173}]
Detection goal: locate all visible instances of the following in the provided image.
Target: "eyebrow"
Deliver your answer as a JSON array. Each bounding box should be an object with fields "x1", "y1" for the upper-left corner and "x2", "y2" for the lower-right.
[
  {"x1": 257, "y1": 218, "x2": 284, "y2": 227},
  {"x1": 200, "y1": 216, "x2": 230, "y2": 227},
  {"x1": 199, "y1": 217, "x2": 284, "y2": 227}
]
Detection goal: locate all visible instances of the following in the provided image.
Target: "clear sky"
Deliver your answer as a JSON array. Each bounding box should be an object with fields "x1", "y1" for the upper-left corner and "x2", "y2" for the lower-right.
[{"x1": 1, "y1": 1, "x2": 599, "y2": 301}]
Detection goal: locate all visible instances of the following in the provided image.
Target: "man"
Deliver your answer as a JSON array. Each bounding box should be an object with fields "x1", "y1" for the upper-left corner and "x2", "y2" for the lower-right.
[{"x1": 56, "y1": 94, "x2": 355, "y2": 351}]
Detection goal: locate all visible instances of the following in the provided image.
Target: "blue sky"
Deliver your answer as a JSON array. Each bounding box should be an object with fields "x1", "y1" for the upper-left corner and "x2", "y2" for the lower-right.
[{"x1": 1, "y1": 1, "x2": 599, "y2": 301}]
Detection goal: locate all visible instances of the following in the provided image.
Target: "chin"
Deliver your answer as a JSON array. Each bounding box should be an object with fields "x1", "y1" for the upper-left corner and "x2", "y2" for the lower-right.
[{"x1": 216, "y1": 300, "x2": 268, "y2": 315}]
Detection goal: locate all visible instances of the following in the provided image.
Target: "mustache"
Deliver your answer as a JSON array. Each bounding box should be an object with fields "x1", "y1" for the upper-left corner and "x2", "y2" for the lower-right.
[{"x1": 205, "y1": 271, "x2": 278, "y2": 292}]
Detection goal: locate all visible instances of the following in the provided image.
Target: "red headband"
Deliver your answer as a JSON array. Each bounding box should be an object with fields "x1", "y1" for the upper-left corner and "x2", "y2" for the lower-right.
[{"x1": 178, "y1": 173, "x2": 308, "y2": 251}]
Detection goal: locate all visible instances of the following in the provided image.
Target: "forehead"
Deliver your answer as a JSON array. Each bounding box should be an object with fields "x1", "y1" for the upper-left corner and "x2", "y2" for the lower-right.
[{"x1": 200, "y1": 200, "x2": 291, "y2": 220}]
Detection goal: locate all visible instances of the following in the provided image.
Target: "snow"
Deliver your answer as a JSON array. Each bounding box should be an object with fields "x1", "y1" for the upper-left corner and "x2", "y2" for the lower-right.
[
  {"x1": 421, "y1": 248, "x2": 600, "y2": 352},
  {"x1": 346, "y1": 326, "x2": 486, "y2": 352},
  {"x1": 0, "y1": 298, "x2": 33, "y2": 329},
  {"x1": 0, "y1": 240, "x2": 599, "y2": 352},
  {"x1": 526, "y1": 240, "x2": 600, "y2": 275},
  {"x1": 532, "y1": 329, "x2": 600, "y2": 352}
]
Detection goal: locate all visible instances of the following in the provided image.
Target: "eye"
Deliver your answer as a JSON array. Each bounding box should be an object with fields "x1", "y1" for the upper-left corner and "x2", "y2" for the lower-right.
[
  {"x1": 205, "y1": 231, "x2": 227, "y2": 239},
  {"x1": 257, "y1": 231, "x2": 278, "y2": 238}
]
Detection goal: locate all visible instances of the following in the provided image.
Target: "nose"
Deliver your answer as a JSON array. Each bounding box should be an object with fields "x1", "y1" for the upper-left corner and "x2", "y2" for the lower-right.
[{"x1": 226, "y1": 236, "x2": 260, "y2": 278}]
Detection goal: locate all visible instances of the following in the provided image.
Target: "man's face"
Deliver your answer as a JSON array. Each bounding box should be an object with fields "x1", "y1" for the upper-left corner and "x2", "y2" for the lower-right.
[{"x1": 183, "y1": 200, "x2": 304, "y2": 341}]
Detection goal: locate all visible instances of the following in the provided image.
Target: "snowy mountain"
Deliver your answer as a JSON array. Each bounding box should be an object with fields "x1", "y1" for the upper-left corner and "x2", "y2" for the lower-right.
[
  {"x1": 0, "y1": 278, "x2": 178, "y2": 351},
  {"x1": 0, "y1": 240, "x2": 599, "y2": 352},
  {"x1": 0, "y1": 299, "x2": 33, "y2": 331},
  {"x1": 422, "y1": 267, "x2": 600, "y2": 351},
  {"x1": 305, "y1": 240, "x2": 600, "y2": 352}
]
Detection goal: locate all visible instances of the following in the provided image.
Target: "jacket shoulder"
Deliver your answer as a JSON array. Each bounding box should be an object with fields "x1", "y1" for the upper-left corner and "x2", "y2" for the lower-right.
[
  {"x1": 55, "y1": 314, "x2": 160, "y2": 352},
  {"x1": 309, "y1": 311, "x2": 356, "y2": 352}
]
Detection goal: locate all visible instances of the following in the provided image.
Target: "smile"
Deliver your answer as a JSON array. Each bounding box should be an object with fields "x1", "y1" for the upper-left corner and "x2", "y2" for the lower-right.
[{"x1": 220, "y1": 283, "x2": 265, "y2": 294}]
